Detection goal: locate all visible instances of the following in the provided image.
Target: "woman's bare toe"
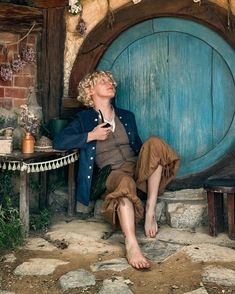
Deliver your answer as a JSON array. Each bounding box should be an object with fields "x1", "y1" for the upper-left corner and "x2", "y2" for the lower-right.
[
  {"x1": 125, "y1": 239, "x2": 150, "y2": 270},
  {"x1": 145, "y1": 212, "x2": 158, "y2": 238}
]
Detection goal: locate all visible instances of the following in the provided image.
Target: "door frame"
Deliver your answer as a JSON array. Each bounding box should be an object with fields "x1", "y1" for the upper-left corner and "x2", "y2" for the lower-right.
[{"x1": 68, "y1": 0, "x2": 235, "y2": 98}]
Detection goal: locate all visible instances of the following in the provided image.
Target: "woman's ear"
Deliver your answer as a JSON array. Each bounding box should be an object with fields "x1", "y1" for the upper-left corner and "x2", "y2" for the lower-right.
[
  {"x1": 87, "y1": 86, "x2": 94, "y2": 97},
  {"x1": 89, "y1": 86, "x2": 95, "y2": 96}
]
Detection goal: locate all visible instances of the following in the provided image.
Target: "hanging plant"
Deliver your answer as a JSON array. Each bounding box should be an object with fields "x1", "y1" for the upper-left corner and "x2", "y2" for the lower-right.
[
  {"x1": 11, "y1": 56, "x2": 26, "y2": 73},
  {"x1": 0, "y1": 64, "x2": 13, "y2": 81},
  {"x1": 69, "y1": 0, "x2": 82, "y2": 15},
  {"x1": 107, "y1": 0, "x2": 114, "y2": 29},
  {"x1": 77, "y1": 18, "x2": 87, "y2": 36},
  {"x1": 0, "y1": 22, "x2": 36, "y2": 82},
  {"x1": 21, "y1": 46, "x2": 35, "y2": 64},
  {"x1": 227, "y1": 0, "x2": 233, "y2": 31}
]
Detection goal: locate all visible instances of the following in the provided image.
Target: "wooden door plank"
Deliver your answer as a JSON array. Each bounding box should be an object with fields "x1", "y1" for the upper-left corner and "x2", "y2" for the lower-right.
[
  {"x1": 169, "y1": 32, "x2": 213, "y2": 161},
  {"x1": 212, "y1": 51, "x2": 235, "y2": 145}
]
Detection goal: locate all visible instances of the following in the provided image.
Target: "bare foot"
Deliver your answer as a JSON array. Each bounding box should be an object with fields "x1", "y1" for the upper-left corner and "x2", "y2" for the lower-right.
[
  {"x1": 145, "y1": 210, "x2": 158, "y2": 238},
  {"x1": 125, "y1": 239, "x2": 150, "y2": 269}
]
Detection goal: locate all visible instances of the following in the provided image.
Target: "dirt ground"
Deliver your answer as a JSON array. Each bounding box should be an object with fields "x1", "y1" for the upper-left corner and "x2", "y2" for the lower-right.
[{"x1": 1, "y1": 229, "x2": 235, "y2": 294}]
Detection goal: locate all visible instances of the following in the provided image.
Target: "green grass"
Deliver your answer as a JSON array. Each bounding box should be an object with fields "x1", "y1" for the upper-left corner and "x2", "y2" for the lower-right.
[
  {"x1": 0, "y1": 170, "x2": 23, "y2": 249},
  {"x1": 30, "y1": 208, "x2": 51, "y2": 232},
  {"x1": 0, "y1": 203, "x2": 23, "y2": 250}
]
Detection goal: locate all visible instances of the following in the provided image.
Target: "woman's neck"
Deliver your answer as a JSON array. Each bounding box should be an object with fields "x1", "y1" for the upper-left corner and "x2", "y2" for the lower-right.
[{"x1": 94, "y1": 103, "x2": 114, "y2": 121}]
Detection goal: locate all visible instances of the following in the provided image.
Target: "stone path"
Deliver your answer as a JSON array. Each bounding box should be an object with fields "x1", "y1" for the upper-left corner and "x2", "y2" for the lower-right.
[{"x1": 1, "y1": 217, "x2": 235, "y2": 293}]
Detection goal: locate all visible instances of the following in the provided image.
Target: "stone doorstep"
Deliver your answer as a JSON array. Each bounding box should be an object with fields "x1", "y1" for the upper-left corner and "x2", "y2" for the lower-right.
[
  {"x1": 157, "y1": 189, "x2": 208, "y2": 229},
  {"x1": 94, "y1": 189, "x2": 208, "y2": 229},
  {"x1": 159, "y1": 188, "x2": 207, "y2": 202}
]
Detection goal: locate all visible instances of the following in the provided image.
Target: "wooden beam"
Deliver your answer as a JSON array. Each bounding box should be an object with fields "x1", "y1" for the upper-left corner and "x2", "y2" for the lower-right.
[
  {"x1": 0, "y1": 3, "x2": 43, "y2": 32},
  {"x1": 31, "y1": 0, "x2": 68, "y2": 8},
  {"x1": 39, "y1": 7, "x2": 66, "y2": 122},
  {"x1": 0, "y1": 0, "x2": 68, "y2": 8}
]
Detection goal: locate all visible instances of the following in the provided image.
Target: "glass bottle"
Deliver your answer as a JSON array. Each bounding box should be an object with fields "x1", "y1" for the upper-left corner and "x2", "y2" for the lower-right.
[{"x1": 22, "y1": 132, "x2": 35, "y2": 154}]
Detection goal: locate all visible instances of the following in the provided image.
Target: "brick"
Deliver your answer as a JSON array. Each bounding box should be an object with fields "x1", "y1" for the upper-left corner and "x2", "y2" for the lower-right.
[
  {"x1": 5, "y1": 88, "x2": 28, "y2": 99},
  {"x1": 27, "y1": 34, "x2": 36, "y2": 45},
  {"x1": 23, "y1": 64, "x2": 36, "y2": 75},
  {"x1": 0, "y1": 98, "x2": 12, "y2": 110},
  {"x1": 0, "y1": 33, "x2": 19, "y2": 43},
  {"x1": 8, "y1": 46, "x2": 19, "y2": 58},
  {"x1": 13, "y1": 98, "x2": 28, "y2": 108},
  {"x1": 14, "y1": 76, "x2": 34, "y2": 87},
  {"x1": 0, "y1": 55, "x2": 8, "y2": 63},
  {"x1": 0, "y1": 79, "x2": 12, "y2": 87},
  {"x1": 0, "y1": 87, "x2": 4, "y2": 97}
]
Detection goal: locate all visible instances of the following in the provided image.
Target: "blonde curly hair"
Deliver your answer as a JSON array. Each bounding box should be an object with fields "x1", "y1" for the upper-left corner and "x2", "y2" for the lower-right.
[{"x1": 77, "y1": 70, "x2": 117, "y2": 107}]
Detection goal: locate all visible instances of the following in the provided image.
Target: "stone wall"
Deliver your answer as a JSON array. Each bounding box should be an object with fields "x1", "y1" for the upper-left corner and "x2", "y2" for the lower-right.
[{"x1": 63, "y1": 0, "x2": 235, "y2": 98}]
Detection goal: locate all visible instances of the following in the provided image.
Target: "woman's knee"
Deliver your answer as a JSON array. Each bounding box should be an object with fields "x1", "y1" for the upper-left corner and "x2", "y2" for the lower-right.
[
  {"x1": 118, "y1": 196, "x2": 133, "y2": 207},
  {"x1": 145, "y1": 136, "x2": 163, "y2": 145},
  {"x1": 119, "y1": 175, "x2": 136, "y2": 189}
]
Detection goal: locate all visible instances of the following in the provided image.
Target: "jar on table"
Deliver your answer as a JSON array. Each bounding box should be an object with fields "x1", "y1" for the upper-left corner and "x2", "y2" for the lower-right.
[{"x1": 22, "y1": 132, "x2": 35, "y2": 154}]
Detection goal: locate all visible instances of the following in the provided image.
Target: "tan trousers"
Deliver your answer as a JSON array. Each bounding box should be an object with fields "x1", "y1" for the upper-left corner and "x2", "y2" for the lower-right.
[{"x1": 101, "y1": 136, "x2": 180, "y2": 226}]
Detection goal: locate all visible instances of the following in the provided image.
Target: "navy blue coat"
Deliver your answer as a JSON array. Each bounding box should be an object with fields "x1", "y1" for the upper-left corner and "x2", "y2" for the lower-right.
[{"x1": 53, "y1": 107, "x2": 142, "y2": 205}]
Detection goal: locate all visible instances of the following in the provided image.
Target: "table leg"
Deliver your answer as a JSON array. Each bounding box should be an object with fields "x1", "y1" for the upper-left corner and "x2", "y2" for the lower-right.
[
  {"x1": 19, "y1": 170, "x2": 29, "y2": 237},
  {"x1": 227, "y1": 193, "x2": 235, "y2": 240},
  {"x1": 215, "y1": 192, "x2": 224, "y2": 233},
  {"x1": 68, "y1": 162, "x2": 75, "y2": 216},
  {"x1": 39, "y1": 171, "x2": 48, "y2": 209},
  {"x1": 207, "y1": 191, "x2": 217, "y2": 236},
  {"x1": 207, "y1": 191, "x2": 224, "y2": 236}
]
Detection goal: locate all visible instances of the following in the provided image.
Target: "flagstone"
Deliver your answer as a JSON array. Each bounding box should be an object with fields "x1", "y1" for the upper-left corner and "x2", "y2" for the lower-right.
[
  {"x1": 202, "y1": 266, "x2": 235, "y2": 287},
  {"x1": 98, "y1": 277, "x2": 133, "y2": 294},
  {"x1": 90, "y1": 258, "x2": 130, "y2": 272},
  {"x1": 59, "y1": 269, "x2": 96, "y2": 291},
  {"x1": 13, "y1": 258, "x2": 69, "y2": 276},
  {"x1": 182, "y1": 244, "x2": 235, "y2": 262}
]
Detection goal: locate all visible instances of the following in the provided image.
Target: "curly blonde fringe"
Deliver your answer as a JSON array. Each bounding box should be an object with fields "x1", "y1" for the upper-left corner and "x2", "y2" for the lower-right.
[{"x1": 77, "y1": 70, "x2": 117, "y2": 107}]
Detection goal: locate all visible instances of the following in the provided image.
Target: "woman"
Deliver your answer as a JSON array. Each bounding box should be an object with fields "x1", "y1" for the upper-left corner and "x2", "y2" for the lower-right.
[{"x1": 53, "y1": 70, "x2": 180, "y2": 269}]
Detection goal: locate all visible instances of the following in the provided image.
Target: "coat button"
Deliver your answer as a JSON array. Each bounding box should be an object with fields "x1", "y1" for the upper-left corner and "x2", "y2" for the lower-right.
[
  {"x1": 90, "y1": 157, "x2": 94, "y2": 160},
  {"x1": 124, "y1": 123, "x2": 127, "y2": 126},
  {"x1": 119, "y1": 116, "x2": 122, "y2": 119},
  {"x1": 128, "y1": 132, "x2": 131, "y2": 135},
  {"x1": 92, "y1": 147, "x2": 95, "y2": 150},
  {"x1": 94, "y1": 118, "x2": 98, "y2": 121},
  {"x1": 88, "y1": 176, "x2": 91, "y2": 179},
  {"x1": 89, "y1": 166, "x2": 92, "y2": 169}
]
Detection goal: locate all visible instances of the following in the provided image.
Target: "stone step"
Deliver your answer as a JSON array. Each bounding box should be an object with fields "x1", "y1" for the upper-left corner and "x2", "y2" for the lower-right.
[{"x1": 94, "y1": 189, "x2": 209, "y2": 229}]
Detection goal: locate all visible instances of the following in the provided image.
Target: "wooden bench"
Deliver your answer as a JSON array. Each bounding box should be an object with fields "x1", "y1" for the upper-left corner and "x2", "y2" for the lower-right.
[{"x1": 204, "y1": 178, "x2": 235, "y2": 240}]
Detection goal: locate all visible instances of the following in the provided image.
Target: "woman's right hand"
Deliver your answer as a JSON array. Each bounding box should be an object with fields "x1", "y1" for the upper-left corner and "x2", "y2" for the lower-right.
[{"x1": 87, "y1": 123, "x2": 112, "y2": 142}]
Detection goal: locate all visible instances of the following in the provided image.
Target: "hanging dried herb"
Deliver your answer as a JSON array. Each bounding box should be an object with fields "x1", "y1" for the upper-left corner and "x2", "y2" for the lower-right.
[
  {"x1": 0, "y1": 64, "x2": 13, "y2": 81},
  {"x1": 107, "y1": 0, "x2": 115, "y2": 29},
  {"x1": 227, "y1": 0, "x2": 233, "y2": 31},
  {"x1": 21, "y1": 45, "x2": 36, "y2": 64},
  {"x1": 77, "y1": 17, "x2": 87, "y2": 36},
  {"x1": 11, "y1": 56, "x2": 26, "y2": 73}
]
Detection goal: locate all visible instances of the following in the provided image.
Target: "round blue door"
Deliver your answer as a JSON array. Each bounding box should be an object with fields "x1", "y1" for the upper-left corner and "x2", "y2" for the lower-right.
[{"x1": 97, "y1": 17, "x2": 235, "y2": 178}]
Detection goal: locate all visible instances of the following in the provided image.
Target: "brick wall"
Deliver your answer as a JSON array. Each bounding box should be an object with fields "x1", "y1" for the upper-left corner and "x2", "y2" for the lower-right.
[{"x1": 0, "y1": 32, "x2": 37, "y2": 110}]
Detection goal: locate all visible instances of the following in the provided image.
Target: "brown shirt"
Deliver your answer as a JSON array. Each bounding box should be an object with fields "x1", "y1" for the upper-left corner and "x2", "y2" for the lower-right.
[{"x1": 95, "y1": 116, "x2": 137, "y2": 169}]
